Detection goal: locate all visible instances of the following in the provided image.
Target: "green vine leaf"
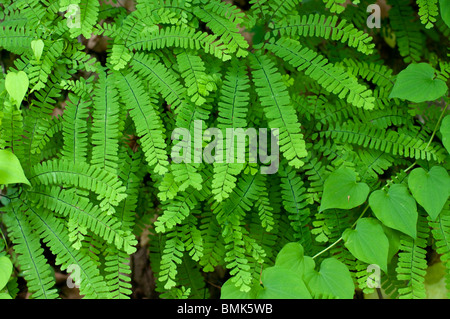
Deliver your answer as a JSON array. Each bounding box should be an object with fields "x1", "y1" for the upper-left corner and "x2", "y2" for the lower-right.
[
  {"x1": 31, "y1": 39, "x2": 44, "y2": 61},
  {"x1": 440, "y1": 0, "x2": 450, "y2": 28},
  {"x1": 389, "y1": 63, "x2": 448, "y2": 103},
  {"x1": 319, "y1": 167, "x2": 370, "y2": 212},
  {"x1": 342, "y1": 218, "x2": 389, "y2": 272},
  {"x1": 5, "y1": 71, "x2": 29, "y2": 109},
  {"x1": 305, "y1": 258, "x2": 354, "y2": 299},
  {"x1": 369, "y1": 184, "x2": 418, "y2": 238},
  {"x1": 408, "y1": 166, "x2": 450, "y2": 221},
  {"x1": 257, "y1": 266, "x2": 312, "y2": 299},
  {"x1": 0, "y1": 256, "x2": 12, "y2": 291},
  {"x1": 440, "y1": 115, "x2": 450, "y2": 154},
  {"x1": 274, "y1": 242, "x2": 315, "y2": 280},
  {"x1": 0, "y1": 149, "x2": 31, "y2": 186}
]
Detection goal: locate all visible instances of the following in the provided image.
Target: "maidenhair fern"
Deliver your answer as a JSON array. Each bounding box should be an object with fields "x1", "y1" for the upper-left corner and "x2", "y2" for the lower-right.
[{"x1": 0, "y1": 0, "x2": 449, "y2": 301}]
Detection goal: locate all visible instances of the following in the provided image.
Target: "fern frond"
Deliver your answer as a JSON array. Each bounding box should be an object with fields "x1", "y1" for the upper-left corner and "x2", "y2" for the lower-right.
[
  {"x1": 198, "y1": 209, "x2": 225, "y2": 272},
  {"x1": 158, "y1": 227, "x2": 185, "y2": 289},
  {"x1": 319, "y1": 121, "x2": 446, "y2": 162},
  {"x1": 28, "y1": 159, "x2": 127, "y2": 213},
  {"x1": 250, "y1": 52, "x2": 307, "y2": 169},
  {"x1": 64, "y1": 0, "x2": 100, "y2": 39},
  {"x1": 27, "y1": 187, "x2": 137, "y2": 254},
  {"x1": 104, "y1": 247, "x2": 133, "y2": 299},
  {"x1": 271, "y1": 14, "x2": 375, "y2": 55},
  {"x1": 279, "y1": 163, "x2": 313, "y2": 253},
  {"x1": 0, "y1": 100, "x2": 24, "y2": 155},
  {"x1": 3, "y1": 201, "x2": 59, "y2": 299},
  {"x1": 192, "y1": 1, "x2": 249, "y2": 57},
  {"x1": 339, "y1": 59, "x2": 395, "y2": 89},
  {"x1": 265, "y1": 37, "x2": 375, "y2": 110},
  {"x1": 180, "y1": 214, "x2": 204, "y2": 262},
  {"x1": 91, "y1": 71, "x2": 121, "y2": 174},
  {"x1": 428, "y1": 203, "x2": 450, "y2": 297},
  {"x1": 388, "y1": 0, "x2": 425, "y2": 63},
  {"x1": 175, "y1": 254, "x2": 208, "y2": 299},
  {"x1": 212, "y1": 58, "x2": 250, "y2": 202},
  {"x1": 155, "y1": 170, "x2": 211, "y2": 233},
  {"x1": 416, "y1": 0, "x2": 439, "y2": 29},
  {"x1": 19, "y1": 199, "x2": 111, "y2": 299},
  {"x1": 212, "y1": 173, "x2": 259, "y2": 226},
  {"x1": 109, "y1": 43, "x2": 132, "y2": 71},
  {"x1": 222, "y1": 223, "x2": 264, "y2": 292},
  {"x1": 176, "y1": 49, "x2": 215, "y2": 106},
  {"x1": 61, "y1": 92, "x2": 90, "y2": 164},
  {"x1": 130, "y1": 52, "x2": 186, "y2": 109},
  {"x1": 28, "y1": 40, "x2": 64, "y2": 92},
  {"x1": 114, "y1": 69, "x2": 169, "y2": 176},
  {"x1": 322, "y1": 0, "x2": 346, "y2": 14},
  {"x1": 127, "y1": 25, "x2": 232, "y2": 61},
  {"x1": 396, "y1": 213, "x2": 430, "y2": 299}
]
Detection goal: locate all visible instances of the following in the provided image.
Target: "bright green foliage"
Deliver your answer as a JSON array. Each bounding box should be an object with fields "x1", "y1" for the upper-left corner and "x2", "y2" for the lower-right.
[
  {"x1": 221, "y1": 242, "x2": 354, "y2": 299},
  {"x1": 5, "y1": 71, "x2": 29, "y2": 109},
  {"x1": 0, "y1": 256, "x2": 12, "y2": 295},
  {"x1": 0, "y1": 0, "x2": 449, "y2": 300},
  {"x1": 441, "y1": 0, "x2": 450, "y2": 28},
  {"x1": 319, "y1": 167, "x2": 370, "y2": 212},
  {"x1": 369, "y1": 184, "x2": 418, "y2": 238},
  {"x1": 342, "y1": 218, "x2": 390, "y2": 272},
  {"x1": 389, "y1": 63, "x2": 448, "y2": 103},
  {"x1": 441, "y1": 115, "x2": 450, "y2": 153},
  {"x1": 408, "y1": 166, "x2": 450, "y2": 221},
  {"x1": 0, "y1": 150, "x2": 30, "y2": 186}
]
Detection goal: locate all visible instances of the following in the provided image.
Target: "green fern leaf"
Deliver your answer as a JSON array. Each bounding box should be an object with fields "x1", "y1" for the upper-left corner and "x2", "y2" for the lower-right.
[
  {"x1": 264, "y1": 37, "x2": 375, "y2": 110},
  {"x1": 3, "y1": 201, "x2": 59, "y2": 299},
  {"x1": 250, "y1": 52, "x2": 307, "y2": 169}
]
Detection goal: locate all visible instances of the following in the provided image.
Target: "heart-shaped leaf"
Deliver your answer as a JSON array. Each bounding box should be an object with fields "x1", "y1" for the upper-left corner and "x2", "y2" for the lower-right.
[
  {"x1": 382, "y1": 225, "x2": 401, "y2": 263},
  {"x1": 369, "y1": 184, "x2": 418, "y2": 238},
  {"x1": 342, "y1": 218, "x2": 389, "y2": 272},
  {"x1": 257, "y1": 266, "x2": 312, "y2": 299},
  {"x1": 5, "y1": 71, "x2": 29, "y2": 109},
  {"x1": 0, "y1": 256, "x2": 13, "y2": 291},
  {"x1": 389, "y1": 63, "x2": 448, "y2": 103},
  {"x1": 274, "y1": 242, "x2": 315, "y2": 281},
  {"x1": 440, "y1": 115, "x2": 450, "y2": 154},
  {"x1": 305, "y1": 258, "x2": 355, "y2": 299},
  {"x1": 440, "y1": 0, "x2": 450, "y2": 28},
  {"x1": 0, "y1": 149, "x2": 31, "y2": 186},
  {"x1": 408, "y1": 166, "x2": 450, "y2": 220},
  {"x1": 31, "y1": 39, "x2": 45, "y2": 61},
  {"x1": 319, "y1": 167, "x2": 370, "y2": 212}
]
